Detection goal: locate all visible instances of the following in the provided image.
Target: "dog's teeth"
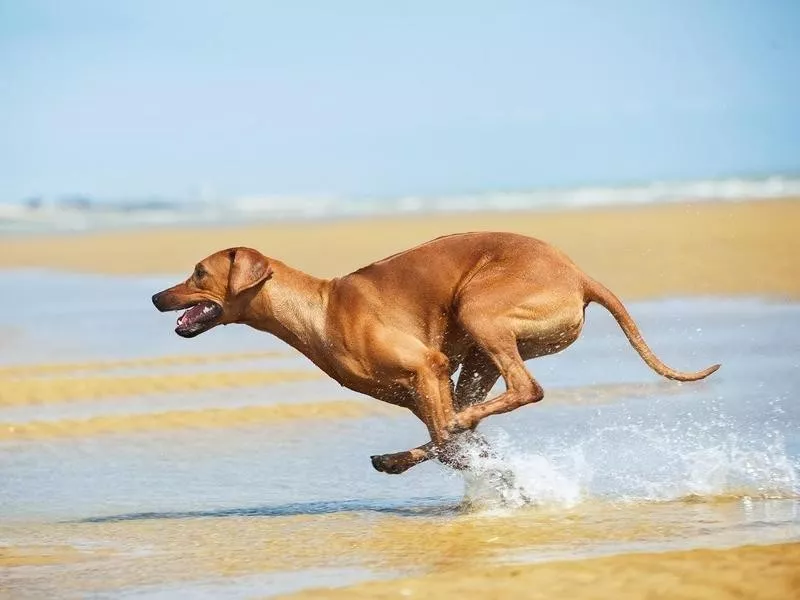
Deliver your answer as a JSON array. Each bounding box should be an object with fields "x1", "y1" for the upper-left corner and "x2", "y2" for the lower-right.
[{"x1": 203, "y1": 306, "x2": 211, "y2": 314}]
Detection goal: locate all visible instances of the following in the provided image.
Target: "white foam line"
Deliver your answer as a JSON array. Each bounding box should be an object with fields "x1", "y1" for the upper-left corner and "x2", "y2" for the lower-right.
[{"x1": 1, "y1": 175, "x2": 798, "y2": 233}]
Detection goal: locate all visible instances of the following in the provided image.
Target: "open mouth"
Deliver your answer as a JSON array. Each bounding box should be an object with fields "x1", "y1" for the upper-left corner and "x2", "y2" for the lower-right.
[{"x1": 174, "y1": 301, "x2": 223, "y2": 338}]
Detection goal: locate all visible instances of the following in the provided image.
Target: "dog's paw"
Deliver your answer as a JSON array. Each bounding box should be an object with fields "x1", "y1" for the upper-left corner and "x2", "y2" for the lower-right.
[{"x1": 370, "y1": 454, "x2": 407, "y2": 475}]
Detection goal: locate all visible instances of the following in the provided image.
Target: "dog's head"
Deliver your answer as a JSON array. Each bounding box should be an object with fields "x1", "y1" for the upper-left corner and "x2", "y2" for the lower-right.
[{"x1": 151, "y1": 247, "x2": 273, "y2": 338}]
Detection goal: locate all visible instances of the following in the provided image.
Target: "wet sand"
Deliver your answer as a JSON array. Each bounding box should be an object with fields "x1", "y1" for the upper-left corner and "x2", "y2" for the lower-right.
[
  {"x1": 3, "y1": 496, "x2": 799, "y2": 598},
  {"x1": 0, "y1": 199, "x2": 798, "y2": 300},
  {"x1": 0, "y1": 351, "x2": 290, "y2": 377},
  {"x1": 1, "y1": 200, "x2": 799, "y2": 599},
  {"x1": 0, "y1": 401, "x2": 395, "y2": 441},
  {"x1": 0, "y1": 381, "x2": 685, "y2": 441},
  {"x1": 0, "y1": 368, "x2": 321, "y2": 406},
  {"x1": 0, "y1": 340, "x2": 687, "y2": 440},
  {"x1": 282, "y1": 542, "x2": 800, "y2": 600}
]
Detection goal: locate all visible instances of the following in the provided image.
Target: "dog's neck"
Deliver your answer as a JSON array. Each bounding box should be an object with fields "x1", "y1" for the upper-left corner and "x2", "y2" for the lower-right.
[{"x1": 243, "y1": 260, "x2": 331, "y2": 363}]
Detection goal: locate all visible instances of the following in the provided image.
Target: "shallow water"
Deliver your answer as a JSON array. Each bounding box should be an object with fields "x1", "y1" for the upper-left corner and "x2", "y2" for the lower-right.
[{"x1": 0, "y1": 271, "x2": 799, "y2": 598}]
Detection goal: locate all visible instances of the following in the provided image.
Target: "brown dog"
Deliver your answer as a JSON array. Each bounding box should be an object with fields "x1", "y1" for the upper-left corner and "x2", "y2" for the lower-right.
[{"x1": 152, "y1": 232, "x2": 719, "y2": 474}]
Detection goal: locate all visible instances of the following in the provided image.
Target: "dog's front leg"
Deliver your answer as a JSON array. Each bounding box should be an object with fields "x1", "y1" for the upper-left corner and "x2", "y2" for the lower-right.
[
  {"x1": 370, "y1": 441, "x2": 467, "y2": 475},
  {"x1": 370, "y1": 348, "x2": 458, "y2": 474},
  {"x1": 411, "y1": 350, "x2": 459, "y2": 449},
  {"x1": 371, "y1": 444, "x2": 435, "y2": 474},
  {"x1": 371, "y1": 430, "x2": 500, "y2": 474}
]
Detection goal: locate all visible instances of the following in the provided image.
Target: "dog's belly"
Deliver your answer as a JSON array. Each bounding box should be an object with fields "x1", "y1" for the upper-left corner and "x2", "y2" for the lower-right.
[
  {"x1": 516, "y1": 306, "x2": 585, "y2": 360},
  {"x1": 336, "y1": 371, "x2": 414, "y2": 409},
  {"x1": 439, "y1": 305, "x2": 585, "y2": 366}
]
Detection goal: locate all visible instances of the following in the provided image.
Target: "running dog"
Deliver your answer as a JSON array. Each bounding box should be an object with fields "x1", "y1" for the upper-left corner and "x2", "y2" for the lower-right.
[{"x1": 152, "y1": 233, "x2": 719, "y2": 474}]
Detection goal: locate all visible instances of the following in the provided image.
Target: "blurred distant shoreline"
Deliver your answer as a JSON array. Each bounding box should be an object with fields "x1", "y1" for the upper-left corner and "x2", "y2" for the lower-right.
[
  {"x1": 0, "y1": 198, "x2": 797, "y2": 303},
  {"x1": 2, "y1": 174, "x2": 799, "y2": 235}
]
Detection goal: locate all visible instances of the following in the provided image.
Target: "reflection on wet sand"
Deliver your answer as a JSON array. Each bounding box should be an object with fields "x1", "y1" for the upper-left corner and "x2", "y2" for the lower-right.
[
  {"x1": 2, "y1": 498, "x2": 798, "y2": 598},
  {"x1": 0, "y1": 351, "x2": 292, "y2": 377},
  {"x1": 281, "y1": 541, "x2": 800, "y2": 600},
  {"x1": 0, "y1": 369, "x2": 323, "y2": 406},
  {"x1": 0, "y1": 401, "x2": 395, "y2": 441},
  {"x1": 0, "y1": 544, "x2": 114, "y2": 568},
  {"x1": 0, "y1": 375, "x2": 686, "y2": 441},
  {"x1": 0, "y1": 345, "x2": 694, "y2": 445}
]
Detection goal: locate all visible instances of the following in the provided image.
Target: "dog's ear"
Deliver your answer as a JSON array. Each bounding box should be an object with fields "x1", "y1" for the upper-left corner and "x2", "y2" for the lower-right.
[{"x1": 228, "y1": 247, "x2": 273, "y2": 297}]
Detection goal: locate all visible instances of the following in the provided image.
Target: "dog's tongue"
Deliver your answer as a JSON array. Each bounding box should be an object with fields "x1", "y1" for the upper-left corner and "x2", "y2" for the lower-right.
[{"x1": 177, "y1": 304, "x2": 207, "y2": 327}]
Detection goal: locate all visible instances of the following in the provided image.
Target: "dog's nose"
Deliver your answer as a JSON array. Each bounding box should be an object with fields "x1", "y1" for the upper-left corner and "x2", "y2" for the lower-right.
[{"x1": 151, "y1": 292, "x2": 163, "y2": 308}]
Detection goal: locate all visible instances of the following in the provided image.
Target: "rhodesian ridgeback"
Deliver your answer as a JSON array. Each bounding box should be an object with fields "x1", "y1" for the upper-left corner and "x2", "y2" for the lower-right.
[{"x1": 152, "y1": 232, "x2": 719, "y2": 474}]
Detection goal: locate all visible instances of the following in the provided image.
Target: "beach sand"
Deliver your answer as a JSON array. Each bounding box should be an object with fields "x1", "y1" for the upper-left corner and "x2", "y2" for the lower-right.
[
  {"x1": 1, "y1": 199, "x2": 798, "y2": 299},
  {"x1": 1, "y1": 199, "x2": 798, "y2": 599},
  {"x1": 280, "y1": 542, "x2": 800, "y2": 600},
  {"x1": 3, "y1": 499, "x2": 798, "y2": 598}
]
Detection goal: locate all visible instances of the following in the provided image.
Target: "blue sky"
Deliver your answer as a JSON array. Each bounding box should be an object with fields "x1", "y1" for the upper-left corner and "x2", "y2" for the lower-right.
[{"x1": 1, "y1": 0, "x2": 799, "y2": 200}]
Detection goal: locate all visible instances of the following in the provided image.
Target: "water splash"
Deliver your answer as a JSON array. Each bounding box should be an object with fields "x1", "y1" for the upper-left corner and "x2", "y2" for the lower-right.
[
  {"x1": 454, "y1": 412, "x2": 800, "y2": 512},
  {"x1": 458, "y1": 432, "x2": 587, "y2": 511}
]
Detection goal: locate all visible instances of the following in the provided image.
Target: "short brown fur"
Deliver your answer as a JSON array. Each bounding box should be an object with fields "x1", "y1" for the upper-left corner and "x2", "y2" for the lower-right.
[{"x1": 152, "y1": 233, "x2": 719, "y2": 474}]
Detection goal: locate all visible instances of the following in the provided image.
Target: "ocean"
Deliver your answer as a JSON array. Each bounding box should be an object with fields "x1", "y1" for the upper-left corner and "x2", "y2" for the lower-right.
[{"x1": 1, "y1": 175, "x2": 799, "y2": 234}]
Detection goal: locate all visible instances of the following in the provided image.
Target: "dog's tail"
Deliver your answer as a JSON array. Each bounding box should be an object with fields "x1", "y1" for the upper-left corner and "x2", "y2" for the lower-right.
[{"x1": 584, "y1": 278, "x2": 720, "y2": 382}]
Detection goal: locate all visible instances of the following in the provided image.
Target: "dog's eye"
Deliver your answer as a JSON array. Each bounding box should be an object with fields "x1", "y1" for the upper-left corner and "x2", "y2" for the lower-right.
[{"x1": 194, "y1": 265, "x2": 206, "y2": 279}]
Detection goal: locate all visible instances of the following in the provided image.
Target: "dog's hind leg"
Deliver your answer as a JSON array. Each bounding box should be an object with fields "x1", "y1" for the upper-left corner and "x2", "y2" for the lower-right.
[
  {"x1": 452, "y1": 347, "x2": 529, "y2": 501},
  {"x1": 449, "y1": 318, "x2": 543, "y2": 434}
]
